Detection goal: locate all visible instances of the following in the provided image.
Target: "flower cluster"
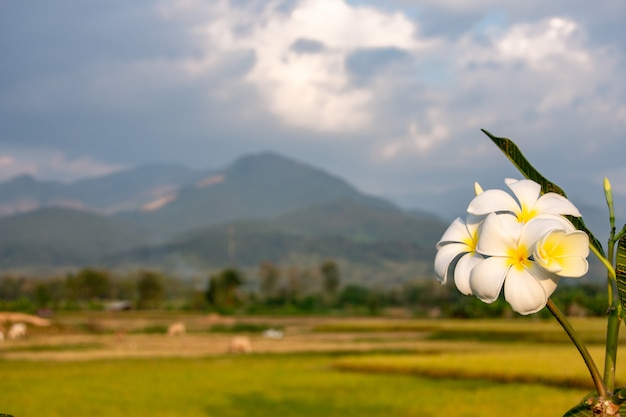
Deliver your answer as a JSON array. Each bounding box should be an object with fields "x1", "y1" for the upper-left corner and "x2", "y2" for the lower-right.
[{"x1": 435, "y1": 178, "x2": 590, "y2": 315}]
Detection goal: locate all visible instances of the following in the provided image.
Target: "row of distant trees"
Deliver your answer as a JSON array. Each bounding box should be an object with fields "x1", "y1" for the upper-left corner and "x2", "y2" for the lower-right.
[
  {"x1": 0, "y1": 260, "x2": 608, "y2": 318},
  {"x1": 0, "y1": 268, "x2": 167, "y2": 311}
]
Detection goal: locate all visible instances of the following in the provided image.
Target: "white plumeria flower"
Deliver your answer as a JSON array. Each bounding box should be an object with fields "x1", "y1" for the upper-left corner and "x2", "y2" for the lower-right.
[
  {"x1": 470, "y1": 213, "x2": 588, "y2": 315},
  {"x1": 467, "y1": 178, "x2": 581, "y2": 223},
  {"x1": 434, "y1": 214, "x2": 484, "y2": 295},
  {"x1": 532, "y1": 226, "x2": 589, "y2": 277}
]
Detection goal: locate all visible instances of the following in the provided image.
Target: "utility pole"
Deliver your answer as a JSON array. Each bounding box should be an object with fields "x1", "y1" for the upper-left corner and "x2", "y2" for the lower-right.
[{"x1": 228, "y1": 225, "x2": 237, "y2": 267}]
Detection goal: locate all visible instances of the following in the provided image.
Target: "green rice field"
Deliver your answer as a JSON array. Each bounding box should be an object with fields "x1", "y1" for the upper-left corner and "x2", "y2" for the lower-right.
[{"x1": 0, "y1": 313, "x2": 622, "y2": 416}]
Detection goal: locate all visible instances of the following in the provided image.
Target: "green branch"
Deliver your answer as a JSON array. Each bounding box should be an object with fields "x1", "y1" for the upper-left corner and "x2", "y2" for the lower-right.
[
  {"x1": 591, "y1": 245, "x2": 617, "y2": 282},
  {"x1": 546, "y1": 299, "x2": 608, "y2": 398}
]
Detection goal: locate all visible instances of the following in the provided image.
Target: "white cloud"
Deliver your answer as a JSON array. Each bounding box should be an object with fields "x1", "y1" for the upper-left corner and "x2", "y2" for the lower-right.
[
  {"x1": 456, "y1": 17, "x2": 598, "y2": 113},
  {"x1": 494, "y1": 18, "x2": 589, "y2": 70},
  {"x1": 0, "y1": 154, "x2": 37, "y2": 181},
  {"x1": 2, "y1": 0, "x2": 625, "y2": 219},
  {"x1": 47, "y1": 152, "x2": 126, "y2": 180},
  {"x1": 0, "y1": 149, "x2": 126, "y2": 183},
  {"x1": 457, "y1": 18, "x2": 591, "y2": 94},
  {"x1": 448, "y1": 16, "x2": 621, "y2": 141},
  {"x1": 154, "y1": 1, "x2": 625, "y2": 163},
  {"x1": 379, "y1": 109, "x2": 449, "y2": 159},
  {"x1": 169, "y1": 0, "x2": 423, "y2": 131},
  {"x1": 360, "y1": 12, "x2": 626, "y2": 193},
  {"x1": 0, "y1": 156, "x2": 15, "y2": 167}
]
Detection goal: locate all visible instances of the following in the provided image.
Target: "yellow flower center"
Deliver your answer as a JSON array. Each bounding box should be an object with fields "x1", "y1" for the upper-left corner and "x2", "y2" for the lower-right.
[
  {"x1": 517, "y1": 204, "x2": 538, "y2": 223},
  {"x1": 535, "y1": 231, "x2": 567, "y2": 270},
  {"x1": 507, "y1": 243, "x2": 531, "y2": 271},
  {"x1": 462, "y1": 229, "x2": 479, "y2": 254}
]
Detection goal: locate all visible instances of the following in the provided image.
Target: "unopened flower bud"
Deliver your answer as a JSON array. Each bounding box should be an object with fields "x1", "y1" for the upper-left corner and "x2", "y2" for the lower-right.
[
  {"x1": 474, "y1": 182, "x2": 483, "y2": 196},
  {"x1": 604, "y1": 177, "x2": 613, "y2": 207}
]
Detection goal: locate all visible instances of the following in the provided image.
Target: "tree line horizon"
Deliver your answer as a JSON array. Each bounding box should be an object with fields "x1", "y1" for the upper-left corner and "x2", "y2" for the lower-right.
[{"x1": 0, "y1": 260, "x2": 607, "y2": 319}]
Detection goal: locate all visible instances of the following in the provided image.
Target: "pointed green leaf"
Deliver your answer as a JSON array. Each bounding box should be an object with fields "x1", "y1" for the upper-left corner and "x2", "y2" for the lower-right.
[
  {"x1": 616, "y1": 233, "x2": 626, "y2": 313},
  {"x1": 562, "y1": 402, "x2": 593, "y2": 417},
  {"x1": 481, "y1": 129, "x2": 605, "y2": 257}
]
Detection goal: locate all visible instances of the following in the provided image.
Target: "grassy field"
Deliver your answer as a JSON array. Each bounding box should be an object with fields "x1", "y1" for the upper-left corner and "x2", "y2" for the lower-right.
[
  {"x1": 0, "y1": 313, "x2": 620, "y2": 416},
  {"x1": 1, "y1": 355, "x2": 590, "y2": 417}
]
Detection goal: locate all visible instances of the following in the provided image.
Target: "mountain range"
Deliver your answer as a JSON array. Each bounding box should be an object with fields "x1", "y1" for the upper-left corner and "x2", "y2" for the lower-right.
[{"x1": 0, "y1": 152, "x2": 447, "y2": 283}]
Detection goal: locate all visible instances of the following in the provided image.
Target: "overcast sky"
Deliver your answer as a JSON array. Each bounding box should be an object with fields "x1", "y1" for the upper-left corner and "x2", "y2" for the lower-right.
[{"x1": 1, "y1": 0, "x2": 625, "y2": 224}]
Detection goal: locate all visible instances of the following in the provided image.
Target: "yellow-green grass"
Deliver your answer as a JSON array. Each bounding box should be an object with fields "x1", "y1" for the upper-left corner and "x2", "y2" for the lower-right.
[
  {"x1": 314, "y1": 317, "x2": 619, "y2": 345},
  {"x1": 1, "y1": 354, "x2": 589, "y2": 417},
  {"x1": 333, "y1": 344, "x2": 626, "y2": 389}
]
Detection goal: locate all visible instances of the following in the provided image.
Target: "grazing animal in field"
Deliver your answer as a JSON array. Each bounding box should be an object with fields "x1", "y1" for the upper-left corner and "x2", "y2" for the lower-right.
[
  {"x1": 262, "y1": 328, "x2": 284, "y2": 339},
  {"x1": 228, "y1": 336, "x2": 252, "y2": 354},
  {"x1": 8, "y1": 322, "x2": 27, "y2": 340},
  {"x1": 167, "y1": 322, "x2": 186, "y2": 336}
]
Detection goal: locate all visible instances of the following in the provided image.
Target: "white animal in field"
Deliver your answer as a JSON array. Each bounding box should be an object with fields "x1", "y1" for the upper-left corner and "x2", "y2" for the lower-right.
[
  {"x1": 262, "y1": 328, "x2": 284, "y2": 339},
  {"x1": 167, "y1": 322, "x2": 186, "y2": 336},
  {"x1": 8, "y1": 322, "x2": 27, "y2": 339},
  {"x1": 228, "y1": 336, "x2": 252, "y2": 354}
]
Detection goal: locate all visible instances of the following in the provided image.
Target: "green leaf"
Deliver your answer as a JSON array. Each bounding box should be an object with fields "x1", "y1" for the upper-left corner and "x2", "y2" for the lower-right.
[
  {"x1": 563, "y1": 402, "x2": 626, "y2": 416},
  {"x1": 562, "y1": 402, "x2": 593, "y2": 417},
  {"x1": 616, "y1": 233, "x2": 626, "y2": 313},
  {"x1": 562, "y1": 389, "x2": 626, "y2": 417},
  {"x1": 481, "y1": 129, "x2": 605, "y2": 257},
  {"x1": 561, "y1": 390, "x2": 596, "y2": 417}
]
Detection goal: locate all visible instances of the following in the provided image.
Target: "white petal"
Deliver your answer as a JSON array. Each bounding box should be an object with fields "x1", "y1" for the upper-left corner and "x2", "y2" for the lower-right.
[
  {"x1": 454, "y1": 253, "x2": 483, "y2": 295},
  {"x1": 535, "y1": 254, "x2": 563, "y2": 274},
  {"x1": 520, "y1": 221, "x2": 548, "y2": 248},
  {"x1": 503, "y1": 266, "x2": 550, "y2": 315},
  {"x1": 534, "y1": 193, "x2": 582, "y2": 217},
  {"x1": 526, "y1": 263, "x2": 560, "y2": 298},
  {"x1": 532, "y1": 230, "x2": 589, "y2": 277},
  {"x1": 467, "y1": 190, "x2": 520, "y2": 216},
  {"x1": 531, "y1": 229, "x2": 563, "y2": 272},
  {"x1": 469, "y1": 257, "x2": 508, "y2": 303},
  {"x1": 436, "y1": 218, "x2": 470, "y2": 249},
  {"x1": 476, "y1": 213, "x2": 521, "y2": 257},
  {"x1": 555, "y1": 257, "x2": 588, "y2": 277},
  {"x1": 506, "y1": 179, "x2": 541, "y2": 209},
  {"x1": 519, "y1": 218, "x2": 571, "y2": 250},
  {"x1": 525, "y1": 214, "x2": 577, "y2": 236},
  {"x1": 558, "y1": 231, "x2": 590, "y2": 257},
  {"x1": 434, "y1": 243, "x2": 467, "y2": 284}
]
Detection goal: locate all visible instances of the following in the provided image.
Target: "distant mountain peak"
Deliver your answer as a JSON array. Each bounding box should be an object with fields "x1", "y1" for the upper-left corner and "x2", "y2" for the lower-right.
[{"x1": 228, "y1": 151, "x2": 310, "y2": 171}]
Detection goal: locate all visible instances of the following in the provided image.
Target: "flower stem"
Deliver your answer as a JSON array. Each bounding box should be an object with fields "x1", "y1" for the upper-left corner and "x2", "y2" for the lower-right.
[
  {"x1": 604, "y1": 305, "x2": 621, "y2": 394},
  {"x1": 603, "y1": 228, "x2": 621, "y2": 395},
  {"x1": 591, "y1": 243, "x2": 617, "y2": 311},
  {"x1": 591, "y1": 245, "x2": 617, "y2": 282},
  {"x1": 546, "y1": 298, "x2": 608, "y2": 398}
]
